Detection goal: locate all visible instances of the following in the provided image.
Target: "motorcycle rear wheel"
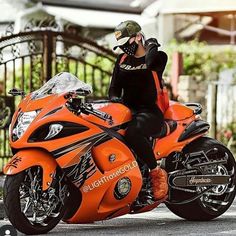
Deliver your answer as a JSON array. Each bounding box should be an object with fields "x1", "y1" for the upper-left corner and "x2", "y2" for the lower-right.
[
  {"x1": 165, "y1": 137, "x2": 236, "y2": 221},
  {"x1": 3, "y1": 166, "x2": 69, "y2": 235}
]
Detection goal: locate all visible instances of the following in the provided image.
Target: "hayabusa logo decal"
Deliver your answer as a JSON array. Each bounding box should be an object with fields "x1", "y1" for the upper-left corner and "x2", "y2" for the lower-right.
[
  {"x1": 64, "y1": 150, "x2": 96, "y2": 188},
  {"x1": 57, "y1": 132, "x2": 108, "y2": 187},
  {"x1": 7, "y1": 156, "x2": 22, "y2": 168},
  {"x1": 52, "y1": 129, "x2": 127, "y2": 188}
]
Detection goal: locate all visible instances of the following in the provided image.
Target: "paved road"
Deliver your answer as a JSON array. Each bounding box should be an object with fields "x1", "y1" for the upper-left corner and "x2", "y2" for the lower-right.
[
  {"x1": 1, "y1": 175, "x2": 236, "y2": 235},
  {"x1": 1, "y1": 200, "x2": 236, "y2": 236}
]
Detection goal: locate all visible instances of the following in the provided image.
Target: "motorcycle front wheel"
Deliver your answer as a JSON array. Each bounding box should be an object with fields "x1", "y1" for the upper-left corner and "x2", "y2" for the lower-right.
[
  {"x1": 3, "y1": 166, "x2": 69, "y2": 235},
  {"x1": 165, "y1": 137, "x2": 236, "y2": 221}
]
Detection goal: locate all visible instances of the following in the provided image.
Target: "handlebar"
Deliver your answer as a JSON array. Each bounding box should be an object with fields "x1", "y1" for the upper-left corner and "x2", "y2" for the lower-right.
[
  {"x1": 79, "y1": 103, "x2": 113, "y2": 125},
  {"x1": 65, "y1": 93, "x2": 113, "y2": 125},
  {"x1": 8, "y1": 88, "x2": 25, "y2": 97},
  {"x1": 184, "y1": 103, "x2": 202, "y2": 115}
]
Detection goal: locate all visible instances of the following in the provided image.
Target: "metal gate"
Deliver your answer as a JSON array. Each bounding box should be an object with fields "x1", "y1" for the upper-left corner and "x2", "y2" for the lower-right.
[
  {"x1": 0, "y1": 25, "x2": 116, "y2": 171},
  {"x1": 207, "y1": 82, "x2": 236, "y2": 154}
]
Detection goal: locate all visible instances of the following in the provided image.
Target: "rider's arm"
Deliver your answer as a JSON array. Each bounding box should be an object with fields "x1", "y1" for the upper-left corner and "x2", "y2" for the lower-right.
[
  {"x1": 145, "y1": 38, "x2": 168, "y2": 72},
  {"x1": 108, "y1": 55, "x2": 123, "y2": 99}
]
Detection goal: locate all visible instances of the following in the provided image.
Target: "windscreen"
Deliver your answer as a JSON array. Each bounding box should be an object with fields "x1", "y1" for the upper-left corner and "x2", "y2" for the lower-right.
[{"x1": 31, "y1": 72, "x2": 92, "y2": 99}]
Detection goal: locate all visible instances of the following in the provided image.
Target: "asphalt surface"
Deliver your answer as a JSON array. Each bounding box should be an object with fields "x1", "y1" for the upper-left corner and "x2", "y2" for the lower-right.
[
  {"x1": 0, "y1": 199, "x2": 236, "y2": 236},
  {"x1": 1, "y1": 175, "x2": 236, "y2": 236}
]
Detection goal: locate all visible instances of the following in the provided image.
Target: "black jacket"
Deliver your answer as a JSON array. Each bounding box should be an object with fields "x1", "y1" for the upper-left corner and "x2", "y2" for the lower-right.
[{"x1": 109, "y1": 43, "x2": 168, "y2": 111}]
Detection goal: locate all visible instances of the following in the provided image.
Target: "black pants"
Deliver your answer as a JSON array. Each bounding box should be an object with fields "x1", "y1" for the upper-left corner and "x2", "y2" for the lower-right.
[{"x1": 125, "y1": 108, "x2": 164, "y2": 170}]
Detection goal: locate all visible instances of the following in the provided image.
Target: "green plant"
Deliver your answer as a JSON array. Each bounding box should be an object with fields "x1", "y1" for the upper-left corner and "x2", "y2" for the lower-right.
[
  {"x1": 165, "y1": 39, "x2": 236, "y2": 80},
  {"x1": 218, "y1": 123, "x2": 236, "y2": 155},
  {"x1": 7, "y1": 55, "x2": 114, "y2": 99}
]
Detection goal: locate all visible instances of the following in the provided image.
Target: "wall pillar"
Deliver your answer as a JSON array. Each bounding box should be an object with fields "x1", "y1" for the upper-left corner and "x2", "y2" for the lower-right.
[{"x1": 171, "y1": 52, "x2": 183, "y2": 97}]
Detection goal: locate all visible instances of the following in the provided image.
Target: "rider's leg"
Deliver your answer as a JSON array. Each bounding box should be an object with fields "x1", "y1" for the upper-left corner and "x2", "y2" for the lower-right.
[
  {"x1": 149, "y1": 167, "x2": 168, "y2": 200},
  {"x1": 125, "y1": 109, "x2": 168, "y2": 200}
]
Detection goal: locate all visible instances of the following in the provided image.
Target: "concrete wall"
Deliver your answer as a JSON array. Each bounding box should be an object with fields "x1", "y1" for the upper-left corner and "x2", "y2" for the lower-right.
[
  {"x1": 177, "y1": 75, "x2": 207, "y2": 118},
  {"x1": 157, "y1": 14, "x2": 174, "y2": 45}
]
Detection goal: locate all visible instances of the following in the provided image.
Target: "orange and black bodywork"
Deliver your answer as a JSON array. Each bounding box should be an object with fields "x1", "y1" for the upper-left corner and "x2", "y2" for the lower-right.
[{"x1": 4, "y1": 92, "x2": 210, "y2": 223}]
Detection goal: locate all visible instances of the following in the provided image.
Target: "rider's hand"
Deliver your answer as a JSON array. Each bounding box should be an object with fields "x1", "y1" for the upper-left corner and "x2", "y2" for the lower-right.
[
  {"x1": 145, "y1": 38, "x2": 161, "y2": 49},
  {"x1": 110, "y1": 97, "x2": 123, "y2": 103}
]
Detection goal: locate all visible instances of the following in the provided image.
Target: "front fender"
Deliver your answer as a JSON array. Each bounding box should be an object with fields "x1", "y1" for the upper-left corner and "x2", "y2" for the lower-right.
[{"x1": 3, "y1": 149, "x2": 57, "y2": 191}]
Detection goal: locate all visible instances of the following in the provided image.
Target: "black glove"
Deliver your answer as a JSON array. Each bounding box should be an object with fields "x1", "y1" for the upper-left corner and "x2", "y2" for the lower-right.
[
  {"x1": 145, "y1": 38, "x2": 161, "y2": 49},
  {"x1": 110, "y1": 97, "x2": 123, "y2": 103}
]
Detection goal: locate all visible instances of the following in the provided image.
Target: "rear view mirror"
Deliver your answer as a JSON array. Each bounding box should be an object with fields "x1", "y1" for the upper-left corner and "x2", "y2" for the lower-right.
[{"x1": 8, "y1": 88, "x2": 25, "y2": 97}]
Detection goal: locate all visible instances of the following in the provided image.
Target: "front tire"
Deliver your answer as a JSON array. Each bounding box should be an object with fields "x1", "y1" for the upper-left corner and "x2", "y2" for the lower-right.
[
  {"x1": 165, "y1": 137, "x2": 236, "y2": 220},
  {"x1": 3, "y1": 167, "x2": 69, "y2": 235}
]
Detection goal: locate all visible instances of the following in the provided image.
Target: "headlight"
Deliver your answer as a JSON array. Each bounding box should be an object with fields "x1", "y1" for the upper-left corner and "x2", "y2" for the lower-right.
[{"x1": 12, "y1": 110, "x2": 40, "y2": 140}]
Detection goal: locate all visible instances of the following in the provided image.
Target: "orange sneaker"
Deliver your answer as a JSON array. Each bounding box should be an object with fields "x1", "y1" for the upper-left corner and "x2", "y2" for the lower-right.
[{"x1": 149, "y1": 167, "x2": 168, "y2": 200}]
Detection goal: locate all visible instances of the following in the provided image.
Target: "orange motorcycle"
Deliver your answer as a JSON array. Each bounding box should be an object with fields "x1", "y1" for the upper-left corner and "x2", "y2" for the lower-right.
[{"x1": 3, "y1": 72, "x2": 236, "y2": 235}]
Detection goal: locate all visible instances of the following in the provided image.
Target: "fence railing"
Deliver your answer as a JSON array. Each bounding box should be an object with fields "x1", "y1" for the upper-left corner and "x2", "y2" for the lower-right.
[
  {"x1": 207, "y1": 82, "x2": 236, "y2": 154},
  {"x1": 0, "y1": 26, "x2": 116, "y2": 172}
]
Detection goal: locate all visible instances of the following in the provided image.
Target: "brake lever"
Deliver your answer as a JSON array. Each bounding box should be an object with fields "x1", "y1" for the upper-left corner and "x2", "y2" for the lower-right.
[
  {"x1": 82, "y1": 103, "x2": 114, "y2": 125},
  {"x1": 107, "y1": 118, "x2": 114, "y2": 126}
]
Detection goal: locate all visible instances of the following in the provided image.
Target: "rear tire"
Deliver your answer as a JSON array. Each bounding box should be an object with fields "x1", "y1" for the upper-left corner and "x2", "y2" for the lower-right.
[
  {"x1": 4, "y1": 167, "x2": 69, "y2": 235},
  {"x1": 165, "y1": 137, "x2": 236, "y2": 220}
]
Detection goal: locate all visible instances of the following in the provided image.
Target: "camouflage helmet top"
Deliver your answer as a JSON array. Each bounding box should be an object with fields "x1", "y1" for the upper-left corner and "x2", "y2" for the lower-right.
[{"x1": 113, "y1": 20, "x2": 142, "y2": 50}]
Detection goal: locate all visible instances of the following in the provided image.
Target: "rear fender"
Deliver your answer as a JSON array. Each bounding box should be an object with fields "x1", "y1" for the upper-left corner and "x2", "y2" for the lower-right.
[
  {"x1": 3, "y1": 149, "x2": 57, "y2": 191},
  {"x1": 178, "y1": 120, "x2": 210, "y2": 142}
]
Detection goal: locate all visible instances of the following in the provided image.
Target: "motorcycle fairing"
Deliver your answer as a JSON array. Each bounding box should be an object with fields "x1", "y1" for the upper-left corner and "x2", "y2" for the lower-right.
[
  {"x1": 64, "y1": 159, "x2": 142, "y2": 223},
  {"x1": 51, "y1": 132, "x2": 108, "y2": 159},
  {"x1": 28, "y1": 122, "x2": 89, "y2": 142},
  {"x1": 42, "y1": 106, "x2": 63, "y2": 117},
  {"x1": 154, "y1": 102, "x2": 209, "y2": 159}
]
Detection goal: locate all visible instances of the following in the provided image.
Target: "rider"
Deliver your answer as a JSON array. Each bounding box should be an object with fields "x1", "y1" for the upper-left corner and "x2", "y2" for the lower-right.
[{"x1": 109, "y1": 20, "x2": 168, "y2": 201}]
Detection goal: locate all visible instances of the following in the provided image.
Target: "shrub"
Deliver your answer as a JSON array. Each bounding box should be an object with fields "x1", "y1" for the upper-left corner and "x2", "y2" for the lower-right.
[{"x1": 165, "y1": 39, "x2": 236, "y2": 80}]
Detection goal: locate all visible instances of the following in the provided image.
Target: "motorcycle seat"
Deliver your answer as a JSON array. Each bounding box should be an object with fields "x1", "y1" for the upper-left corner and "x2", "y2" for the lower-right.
[{"x1": 151, "y1": 119, "x2": 177, "y2": 138}]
